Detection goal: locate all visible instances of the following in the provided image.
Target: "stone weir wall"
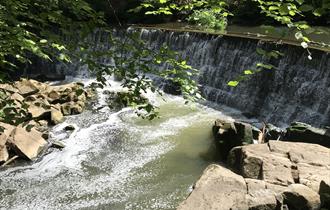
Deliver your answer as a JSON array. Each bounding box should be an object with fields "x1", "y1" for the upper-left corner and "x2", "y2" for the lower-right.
[
  {"x1": 138, "y1": 29, "x2": 330, "y2": 127},
  {"x1": 32, "y1": 28, "x2": 330, "y2": 127}
]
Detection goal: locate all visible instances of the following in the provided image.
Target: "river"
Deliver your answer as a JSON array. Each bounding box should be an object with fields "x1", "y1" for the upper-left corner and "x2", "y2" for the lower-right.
[{"x1": 0, "y1": 78, "x2": 244, "y2": 210}]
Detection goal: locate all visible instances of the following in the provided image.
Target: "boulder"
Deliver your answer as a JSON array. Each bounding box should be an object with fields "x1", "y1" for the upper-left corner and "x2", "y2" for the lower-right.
[
  {"x1": 27, "y1": 79, "x2": 48, "y2": 92},
  {"x1": 213, "y1": 119, "x2": 240, "y2": 160},
  {"x1": 265, "y1": 124, "x2": 284, "y2": 142},
  {"x1": 50, "y1": 108, "x2": 64, "y2": 125},
  {"x1": 64, "y1": 125, "x2": 75, "y2": 131},
  {"x1": 28, "y1": 104, "x2": 51, "y2": 119},
  {"x1": 24, "y1": 95, "x2": 37, "y2": 102},
  {"x1": 298, "y1": 163, "x2": 330, "y2": 197},
  {"x1": 10, "y1": 93, "x2": 24, "y2": 102},
  {"x1": 0, "y1": 122, "x2": 16, "y2": 137},
  {"x1": 228, "y1": 141, "x2": 330, "y2": 208},
  {"x1": 61, "y1": 102, "x2": 84, "y2": 115},
  {"x1": 282, "y1": 184, "x2": 321, "y2": 210},
  {"x1": 268, "y1": 141, "x2": 330, "y2": 201},
  {"x1": 163, "y1": 80, "x2": 181, "y2": 95},
  {"x1": 7, "y1": 126, "x2": 47, "y2": 160},
  {"x1": 85, "y1": 88, "x2": 95, "y2": 99},
  {"x1": 0, "y1": 84, "x2": 18, "y2": 93},
  {"x1": 51, "y1": 103, "x2": 61, "y2": 111},
  {"x1": 234, "y1": 121, "x2": 254, "y2": 145},
  {"x1": 15, "y1": 79, "x2": 39, "y2": 97},
  {"x1": 47, "y1": 90, "x2": 61, "y2": 103},
  {"x1": 0, "y1": 133, "x2": 9, "y2": 163},
  {"x1": 68, "y1": 90, "x2": 86, "y2": 103},
  {"x1": 51, "y1": 140, "x2": 65, "y2": 149},
  {"x1": 268, "y1": 140, "x2": 330, "y2": 166},
  {"x1": 213, "y1": 119, "x2": 255, "y2": 160},
  {"x1": 284, "y1": 122, "x2": 330, "y2": 147},
  {"x1": 245, "y1": 179, "x2": 278, "y2": 210},
  {"x1": 38, "y1": 120, "x2": 48, "y2": 127},
  {"x1": 178, "y1": 164, "x2": 249, "y2": 210}
]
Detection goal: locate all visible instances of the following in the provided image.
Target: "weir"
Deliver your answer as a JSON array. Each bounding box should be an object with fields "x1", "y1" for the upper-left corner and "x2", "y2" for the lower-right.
[
  {"x1": 51, "y1": 28, "x2": 330, "y2": 127},
  {"x1": 138, "y1": 28, "x2": 330, "y2": 127}
]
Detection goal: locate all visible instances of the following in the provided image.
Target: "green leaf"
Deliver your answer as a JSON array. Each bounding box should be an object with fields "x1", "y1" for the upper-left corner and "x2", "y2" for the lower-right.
[
  {"x1": 256, "y1": 63, "x2": 274, "y2": 70},
  {"x1": 244, "y1": 70, "x2": 254, "y2": 75},
  {"x1": 299, "y1": 4, "x2": 314, "y2": 12},
  {"x1": 268, "y1": 6, "x2": 279, "y2": 11},
  {"x1": 228, "y1": 81, "x2": 239, "y2": 87},
  {"x1": 313, "y1": 8, "x2": 324, "y2": 16},
  {"x1": 295, "y1": 0, "x2": 304, "y2": 5}
]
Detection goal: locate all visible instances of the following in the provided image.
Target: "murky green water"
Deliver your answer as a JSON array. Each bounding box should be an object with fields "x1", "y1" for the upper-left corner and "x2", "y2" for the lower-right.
[{"x1": 0, "y1": 80, "x2": 241, "y2": 210}]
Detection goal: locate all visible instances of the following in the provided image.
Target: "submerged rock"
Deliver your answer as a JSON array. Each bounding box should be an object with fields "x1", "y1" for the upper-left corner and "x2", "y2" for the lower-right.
[
  {"x1": 163, "y1": 80, "x2": 182, "y2": 95},
  {"x1": 64, "y1": 125, "x2": 75, "y2": 131},
  {"x1": 51, "y1": 140, "x2": 66, "y2": 149}
]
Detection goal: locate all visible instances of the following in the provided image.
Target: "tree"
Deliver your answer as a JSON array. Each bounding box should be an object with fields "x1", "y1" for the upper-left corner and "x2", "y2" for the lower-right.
[{"x1": 0, "y1": 0, "x2": 201, "y2": 125}]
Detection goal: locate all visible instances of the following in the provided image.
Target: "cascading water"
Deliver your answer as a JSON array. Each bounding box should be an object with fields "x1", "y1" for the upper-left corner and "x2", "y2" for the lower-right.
[{"x1": 138, "y1": 28, "x2": 330, "y2": 127}]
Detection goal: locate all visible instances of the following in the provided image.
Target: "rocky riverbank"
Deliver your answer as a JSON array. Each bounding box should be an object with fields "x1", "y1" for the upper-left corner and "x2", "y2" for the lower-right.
[
  {"x1": 0, "y1": 79, "x2": 93, "y2": 167},
  {"x1": 178, "y1": 119, "x2": 330, "y2": 210}
]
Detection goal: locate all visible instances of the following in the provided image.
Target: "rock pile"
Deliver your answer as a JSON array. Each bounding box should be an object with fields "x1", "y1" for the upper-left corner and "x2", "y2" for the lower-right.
[
  {"x1": 178, "y1": 119, "x2": 330, "y2": 210},
  {"x1": 178, "y1": 141, "x2": 330, "y2": 210},
  {"x1": 0, "y1": 79, "x2": 92, "y2": 166}
]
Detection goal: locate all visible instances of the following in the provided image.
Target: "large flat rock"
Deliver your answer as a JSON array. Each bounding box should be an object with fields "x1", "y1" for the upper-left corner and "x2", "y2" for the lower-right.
[
  {"x1": 177, "y1": 164, "x2": 249, "y2": 210},
  {"x1": 180, "y1": 141, "x2": 330, "y2": 209},
  {"x1": 7, "y1": 126, "x2": 47, "y2": 160},
  {"x1": 15, "y1": 79, "x2": 39, "y2": 97}
]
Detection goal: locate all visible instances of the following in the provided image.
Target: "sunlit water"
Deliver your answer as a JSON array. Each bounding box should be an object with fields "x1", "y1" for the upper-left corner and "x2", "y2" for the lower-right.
[{"x1": 0, "y1": 79, "x2": 243, "y2": 210}]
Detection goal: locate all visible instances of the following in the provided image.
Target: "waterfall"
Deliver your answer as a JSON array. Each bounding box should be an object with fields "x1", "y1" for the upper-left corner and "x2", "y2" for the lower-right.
[
  {"x1": 45, "y1": 28, "x2": 330, "y2": 127},
  {"x1": 138, "y1": 28, "x2": 330, "y2": 127}
]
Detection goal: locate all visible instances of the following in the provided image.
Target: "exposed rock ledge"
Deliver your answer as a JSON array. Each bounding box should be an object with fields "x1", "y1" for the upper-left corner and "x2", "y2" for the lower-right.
[{"x1": 178, "y1": 141, "x2": 330, "y2": 210}]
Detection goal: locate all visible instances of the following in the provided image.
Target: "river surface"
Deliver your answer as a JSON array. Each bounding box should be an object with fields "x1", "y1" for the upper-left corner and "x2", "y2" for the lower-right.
[{"x1": 0, "y1": 78, "x2": 243, "y2": 210}]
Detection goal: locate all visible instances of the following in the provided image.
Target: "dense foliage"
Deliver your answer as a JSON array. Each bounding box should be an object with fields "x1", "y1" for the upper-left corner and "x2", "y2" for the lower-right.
[{"x1": 0, "y1": 0, "x2": 202, "y2": 123}]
